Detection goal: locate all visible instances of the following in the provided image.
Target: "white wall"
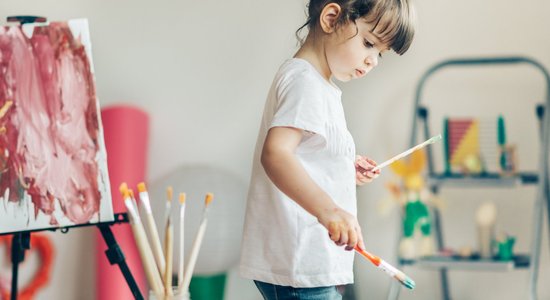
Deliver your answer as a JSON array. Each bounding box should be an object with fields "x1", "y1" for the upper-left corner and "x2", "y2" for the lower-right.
[{"x1": 1, "y1": 0, "x2": 549, "y2": 299}]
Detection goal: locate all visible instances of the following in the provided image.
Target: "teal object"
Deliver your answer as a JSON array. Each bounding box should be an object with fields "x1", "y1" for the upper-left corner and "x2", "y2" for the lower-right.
[
  {"x1": 497, "y1": 115, "x2": 509, "y2": 171},
  {"x1": 443, "y1": 118, "x2": 451, "y2": 174},
  {"x1": 189, "y1": 273, "x2": 227, "y2": 300},
  {"x1": 403, "y1": 198, "x2": 430, "y2": 237},
  {"x1": 497, "y1": 115, "x2": 506, "y2": 146},
  {"x1": 497, "y1": 237, "x2": 516, "y2": 261}
]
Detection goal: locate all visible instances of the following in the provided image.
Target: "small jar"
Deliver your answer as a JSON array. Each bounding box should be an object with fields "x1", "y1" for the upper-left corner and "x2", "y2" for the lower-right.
[{"x1": 148, "y1": 288, "x2": 190, "y2": 300}]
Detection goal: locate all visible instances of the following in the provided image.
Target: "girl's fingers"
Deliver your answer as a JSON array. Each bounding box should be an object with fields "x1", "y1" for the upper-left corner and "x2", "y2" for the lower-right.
[
  {"x1": 347, "y1": 229, "x2": 357, "y2": 249},
  {"x1": 328, "y1": 222, "x2": 340, "y2": 242},
  {"x1": 327, "y1": 218, "x2": 364, "y2": 249},
  {"x1": 362, "y1": 158, "x2": 381, "y2": 172},
  {"x1": 361, "y1": 170, "x2": 376, "y2": 178},
  {"x1": 338, "y1": 231, "x2": 349, "y2": 246},
  {"x1": 358, "y1": 174, "x2": 375, "y2": 184}
]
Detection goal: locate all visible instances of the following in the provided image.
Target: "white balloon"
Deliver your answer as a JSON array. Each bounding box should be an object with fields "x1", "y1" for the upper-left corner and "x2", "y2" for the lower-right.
[{"x1": 149, "y1": 165, "x2": 246, "y2": 275}]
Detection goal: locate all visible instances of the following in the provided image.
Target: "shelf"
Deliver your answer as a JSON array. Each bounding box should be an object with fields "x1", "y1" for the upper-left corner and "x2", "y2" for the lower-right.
[
  {"x1": 428, "y1": 172, "x2": 539, "y2": 188},
  {"x1": 400, "y1": 254, "x2": 530, "y2": 271}
]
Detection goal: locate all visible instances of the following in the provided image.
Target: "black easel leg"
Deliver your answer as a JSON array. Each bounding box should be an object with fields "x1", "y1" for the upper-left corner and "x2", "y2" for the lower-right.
[
  {"x1": 10, "y1": 234, "x2": 19, "y2": 300},
  {"x1": 11, "y1": 232, "x2": 30, "y2": 300},
  {"x1": 98, "y1": 224, "x2": 144, "y2": 300}
]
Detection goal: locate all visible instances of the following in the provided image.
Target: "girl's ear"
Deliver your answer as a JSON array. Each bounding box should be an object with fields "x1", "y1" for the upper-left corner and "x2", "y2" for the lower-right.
[{"x1": 319, "y1": 3, "x2": 342, "y2": 33}]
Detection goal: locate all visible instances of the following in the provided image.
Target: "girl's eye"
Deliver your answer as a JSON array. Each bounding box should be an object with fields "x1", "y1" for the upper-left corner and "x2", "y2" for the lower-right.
[
  {"x1": 364, "y1": 39, "x2": 374, "y2": 48},
  {"x1": 364, "y1": 38, "x2": 383, "y2": 58}
]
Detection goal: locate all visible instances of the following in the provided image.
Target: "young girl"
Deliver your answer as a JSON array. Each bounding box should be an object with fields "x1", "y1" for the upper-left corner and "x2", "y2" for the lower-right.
[{"x1": 240, "y1": 0, "x2": 416, "y2": 299}]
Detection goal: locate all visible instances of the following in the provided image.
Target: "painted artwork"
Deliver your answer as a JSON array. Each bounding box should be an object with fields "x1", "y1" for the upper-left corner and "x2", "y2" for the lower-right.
[{"x1": 0, "y1": 19, "x2": 114, "y2": 234}]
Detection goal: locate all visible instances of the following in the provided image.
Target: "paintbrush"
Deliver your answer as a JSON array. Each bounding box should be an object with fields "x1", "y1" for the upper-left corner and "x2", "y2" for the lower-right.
[
  {"x1": 177, "y1": 193, "x2": 186, "y2": 288},
  {"x1": 162, "y1": 186, "x2": 174, "y2": 283},
  {"x1": 128, "y1": 189, "x2": 138, "y2": 212},
  {"x1": 354, "y1": 245, "x2": 415, "y2": 290},
  {"x1": 179, "y1": 193, "x2": 214, "y2": 294},
  {"x1": 165, "y1": 186, "x2": 173, "y2": 227},
  {"x1": 137, "y1": 182, "x2": 166, "y2": 277},
  {"x1": 120, "y1": 183, "x2": 164, "y2": 297},
  {"x1": 164, "y1": 209, "x2": 174, "y2": 296},
  {"x1": 361, "y1": 134, "x2": 442, "y2": 173}
]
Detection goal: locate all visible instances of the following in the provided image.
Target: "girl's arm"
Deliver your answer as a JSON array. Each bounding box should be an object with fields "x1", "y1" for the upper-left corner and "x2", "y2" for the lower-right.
[{"x1": 261, "y1": 126, "x2": 365, "y2": 250}]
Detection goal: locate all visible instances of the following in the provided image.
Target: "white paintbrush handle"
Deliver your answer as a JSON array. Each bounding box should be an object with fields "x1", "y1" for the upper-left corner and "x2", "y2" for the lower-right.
[
  {"x1": 372, "y1": 134, "x2": 441, "y2": 171},
  {"x1": 132, "y1": 223, "x2": 164, "y2": 297},
  {"x1": 126, "y1": 200, "x2": 164, "y2": 297},
  {"x1": 377, "y1": 259, "x2": 400, "y2": 277},
  {"x1": 164, "y1": 223, "x2": 174, "y2": 296},
  {"x1": 178, "y1": 205, "x2": 185, "y2": 287},
  {"x1": 179, "y1": 218, "x2": 208, "y2": 294},
  {"x1": 138, "y1": 191, "x2": 152, "y2": 214},
  {"x1": 146, "y1": 213, "x2": 166, "y2": 275}
]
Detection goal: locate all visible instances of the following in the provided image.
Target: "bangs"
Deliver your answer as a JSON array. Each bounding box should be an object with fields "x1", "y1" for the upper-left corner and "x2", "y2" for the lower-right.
[{"x1": 362, "y1": 0, "x2": 416, "y2": 55}]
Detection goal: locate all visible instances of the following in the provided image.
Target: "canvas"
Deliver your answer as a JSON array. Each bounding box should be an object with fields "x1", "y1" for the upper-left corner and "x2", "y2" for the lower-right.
[{"x1": 0, "y1": 19, "x2": 114, "y2": 234}]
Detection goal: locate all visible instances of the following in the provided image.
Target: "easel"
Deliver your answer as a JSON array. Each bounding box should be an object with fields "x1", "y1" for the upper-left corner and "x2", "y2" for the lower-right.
[
  {"x1": 1, "y1": 15, "x2": 144, "y2": 300},
  {"x1": 1, "y1": 213, "x2": 144, "y2": 300}
]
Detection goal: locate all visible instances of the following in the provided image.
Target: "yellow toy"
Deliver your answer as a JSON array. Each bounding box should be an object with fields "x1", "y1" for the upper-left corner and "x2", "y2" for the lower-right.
[{"x1": 386, "y1": 149, "x2": 440, "y2": 260}]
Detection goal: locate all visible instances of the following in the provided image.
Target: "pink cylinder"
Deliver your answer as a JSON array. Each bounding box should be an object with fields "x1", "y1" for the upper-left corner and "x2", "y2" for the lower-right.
[{"x1": 96, "y1": 105, "x2": 149, "y2": 299}]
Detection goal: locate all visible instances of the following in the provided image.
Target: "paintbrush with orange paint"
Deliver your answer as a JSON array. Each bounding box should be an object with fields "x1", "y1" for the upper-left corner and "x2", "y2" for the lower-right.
[
  {"x1": 137, "y1": 182, "x2": 166, "y2": 277},
  {"x1": 164, "y1": 200, "x2": 174, "y2": 296},
  {"x1": 120, "y1": 182, "x2": 164, "y2": 297},
  {"x1": 354, "y1": 245, "x2": 415, "y2": 289},
  {"x1": 165, "y1": 186, "x2": 174, "y2": 220},
  {"x1": 179, "y1": 193, "x2": 214, "y2": 294},
  {"x1": 177, "y1": 192, "x2": 186, "y2": 288}
]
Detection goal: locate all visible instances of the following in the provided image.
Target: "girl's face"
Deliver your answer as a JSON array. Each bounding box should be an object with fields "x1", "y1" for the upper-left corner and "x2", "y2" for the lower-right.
[{"x1": 325, "y1": 18, "x2": 389, "y2": 82}]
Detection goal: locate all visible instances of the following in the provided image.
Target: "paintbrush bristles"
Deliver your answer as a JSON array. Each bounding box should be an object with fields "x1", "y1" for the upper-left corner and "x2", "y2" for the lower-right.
[
  {"x1": 380, "y1": 260, "x2": 415, "y2": 289},
  {"x1": 137, "y1": 182, "x2": 147, "y2": 193},
  {"x1": 429, "y1": 134, "x2": 442, "y2": 143},
  {"x1": 354, "y1": 246, "x2": 415, "y2": 290},
  {"x1": 166, "y1": 186, "x2": 174, "y2": 202},
  {"x1": 205, "y1": 193, "x2": 214, "y2": 206},
  {"x1": 137, "y1": 182, "x2": 153, "y2": 214},
  {"x1": 119, "y1": 182, "x2": 130, "y2": 198}
]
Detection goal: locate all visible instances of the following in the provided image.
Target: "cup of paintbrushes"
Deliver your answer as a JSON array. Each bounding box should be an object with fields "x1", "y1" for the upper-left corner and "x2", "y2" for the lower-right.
[{"x1": 149, "y1": 288, "x2": 190, "y2": 300}]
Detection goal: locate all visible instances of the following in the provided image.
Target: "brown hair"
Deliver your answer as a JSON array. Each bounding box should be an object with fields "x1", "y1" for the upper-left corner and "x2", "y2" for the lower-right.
[{"x1": 297, "y1": 0, "x2": 416, "y2": 55}]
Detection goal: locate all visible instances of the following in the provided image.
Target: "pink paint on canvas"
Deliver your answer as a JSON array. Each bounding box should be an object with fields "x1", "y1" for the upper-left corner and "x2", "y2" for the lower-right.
[{"x1": 0, "y1": 19, "x2": 113, "y2": 233}]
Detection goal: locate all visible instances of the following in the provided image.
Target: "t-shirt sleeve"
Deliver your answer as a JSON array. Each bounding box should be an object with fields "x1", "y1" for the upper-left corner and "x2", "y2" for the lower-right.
[{"x1": 270, "y1": 70, "x2": 327, "y2": 145}]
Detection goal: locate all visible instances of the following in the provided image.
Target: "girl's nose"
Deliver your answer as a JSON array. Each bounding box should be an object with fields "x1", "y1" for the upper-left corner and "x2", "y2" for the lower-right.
[{"x1": 366, "y1": 54, "x2": 379, "y2": 68}]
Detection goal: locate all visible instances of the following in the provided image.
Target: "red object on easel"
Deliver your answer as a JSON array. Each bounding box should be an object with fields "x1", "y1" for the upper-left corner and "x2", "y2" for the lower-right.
[
  {"x1": 96, "y1": 105, "x2": 149, "y2": 300},
  {"x1": 0, "y1": 234, "x2": 54, "y2": 300}
]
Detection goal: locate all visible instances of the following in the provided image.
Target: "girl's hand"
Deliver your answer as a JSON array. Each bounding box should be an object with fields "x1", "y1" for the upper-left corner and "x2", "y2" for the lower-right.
[
  {"x1": 355, "y1": 155, "x2": 380, "y2": 185},
  {"x1": 317, "y1": 207, "x2": 365, "y2": 251}
]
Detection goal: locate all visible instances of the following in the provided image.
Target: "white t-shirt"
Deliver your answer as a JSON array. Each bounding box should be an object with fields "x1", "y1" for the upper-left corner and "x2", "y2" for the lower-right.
[{"x1": 239, "y1": 58, "x2": 357, "y2": 287}]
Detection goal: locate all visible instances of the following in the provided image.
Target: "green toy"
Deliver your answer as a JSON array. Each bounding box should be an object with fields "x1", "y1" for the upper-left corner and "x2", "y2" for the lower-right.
[
  {"x1": 496, "y1": 235, "x2": 516, "y2": 261},
  {"x1": 387, "y1": 149, "x2": 439, "y2": 259}
]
